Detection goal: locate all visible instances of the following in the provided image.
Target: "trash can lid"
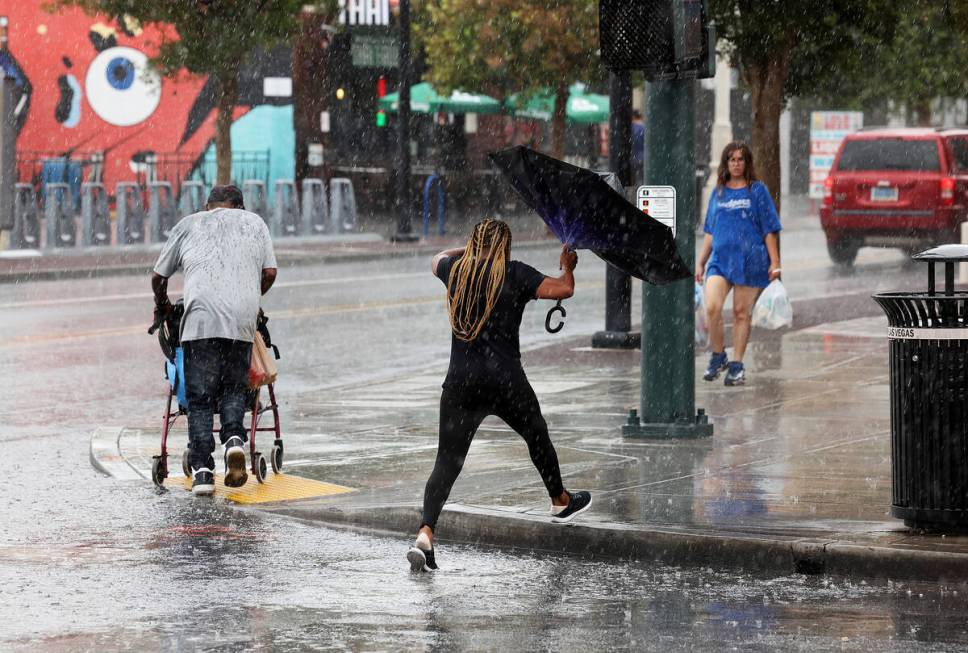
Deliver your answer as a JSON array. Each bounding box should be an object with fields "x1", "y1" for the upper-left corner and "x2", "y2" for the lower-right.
[{"x1": 912, "y1": 244, "x2": 968, "y2": 262}]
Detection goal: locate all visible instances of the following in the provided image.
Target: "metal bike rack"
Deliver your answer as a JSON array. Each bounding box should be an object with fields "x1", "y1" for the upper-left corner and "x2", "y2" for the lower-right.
[
  {"x1": 148, "y1": 181, "x2": 177, "y2": 242},
  {"x1": 422, "y1": 174, "x2": 446, "y2": 238},
  {"x1": 44, "y1": 182, "x2": 76, "y2": 248},
  {"x1": 81, "y1": 182, "x2": 111, "y2": 246},
  {"x1": 329, "y1": 177, "x2": 357, "y2": 233},
  {"x1": 242, "y1": 180, "x2": 268, "y2": 226},
  {"x1": 116, "y1": 182, "x2": 146, "y2": 245},
  {"x1": 301, "y1": 178, "x2": 328, "y2": 235},
  {"x1": 11, "y1": 184, "x2": 40, "y2": 249},
  {"x1": 178, "y1": 181, "x2": 206, "y2": 218},
  {"x1": 272, "y1": 179, "x2": 300, "y2": 238}
]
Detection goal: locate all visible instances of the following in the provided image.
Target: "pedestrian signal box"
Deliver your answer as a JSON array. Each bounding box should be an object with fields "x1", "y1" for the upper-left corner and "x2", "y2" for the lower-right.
[{"x1": 600, "y1": 0, "x2": 715, "y2": 80}]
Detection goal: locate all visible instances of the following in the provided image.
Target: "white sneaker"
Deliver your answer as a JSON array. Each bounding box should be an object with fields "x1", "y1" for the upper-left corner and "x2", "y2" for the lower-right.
[
  {"x1": 191, "y1": 468, "x2": 215, "y2": 496},
  {"x1": 223, "y1": 436, "x2": 248, "y2": 488}
]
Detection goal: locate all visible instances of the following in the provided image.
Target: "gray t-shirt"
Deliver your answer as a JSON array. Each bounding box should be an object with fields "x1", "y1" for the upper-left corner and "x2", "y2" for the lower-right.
[{"x1": 153, "y1": 208, "x2": 277, "y2": 343}]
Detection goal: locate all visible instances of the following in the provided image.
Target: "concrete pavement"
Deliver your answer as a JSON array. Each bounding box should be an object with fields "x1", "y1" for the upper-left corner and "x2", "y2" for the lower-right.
[{"x1": 93, "y1": 307, "x2": 968, "y2": 583}]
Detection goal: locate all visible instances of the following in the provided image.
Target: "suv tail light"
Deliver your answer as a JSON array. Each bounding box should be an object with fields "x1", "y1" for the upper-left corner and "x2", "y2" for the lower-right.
[
  {"x1": 940, "y1": 177, "x2": 955, "y2": 207},
  {"x1": 822, "y1": 176, "x2": 833, "y2": 207}
]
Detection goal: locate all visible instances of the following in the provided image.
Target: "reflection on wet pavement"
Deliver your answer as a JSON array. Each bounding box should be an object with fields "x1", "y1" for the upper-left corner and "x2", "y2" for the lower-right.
[{"x1": 3, "y1": 488, "x2": 968, "y2": 652}]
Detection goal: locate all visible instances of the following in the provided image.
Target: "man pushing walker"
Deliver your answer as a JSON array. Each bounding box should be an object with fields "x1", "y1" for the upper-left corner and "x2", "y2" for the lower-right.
[{"x1": 151, "y1": 185, "x2": 278, "y2": 496}]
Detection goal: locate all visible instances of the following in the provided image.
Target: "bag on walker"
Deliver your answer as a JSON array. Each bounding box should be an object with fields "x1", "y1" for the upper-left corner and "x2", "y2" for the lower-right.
[
  {"x1": 248, "y1": 332, "x2": 278, "y2": 389},
  {"x1": 752, "y1": 280, "x2": 793, "y2": 330}
]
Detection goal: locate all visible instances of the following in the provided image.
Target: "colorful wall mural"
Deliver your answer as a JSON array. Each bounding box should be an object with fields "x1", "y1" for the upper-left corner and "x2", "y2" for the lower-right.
[{"x1": 0, "y1": 1, "x2": 294, "y2": 193}]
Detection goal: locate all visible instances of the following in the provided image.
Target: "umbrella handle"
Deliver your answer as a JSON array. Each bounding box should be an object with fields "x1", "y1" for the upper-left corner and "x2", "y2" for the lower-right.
[{"x1": 545, "y1": 300, "x2": 566, "y2": 334}]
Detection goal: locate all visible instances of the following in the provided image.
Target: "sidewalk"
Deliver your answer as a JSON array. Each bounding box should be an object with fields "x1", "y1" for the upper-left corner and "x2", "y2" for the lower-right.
[
  {"x1": 93, "y1": 311, "x2": 968, "y2": 583},
  {"x1": 0, "y1": 211, "x2": 558, "y2": 283}
]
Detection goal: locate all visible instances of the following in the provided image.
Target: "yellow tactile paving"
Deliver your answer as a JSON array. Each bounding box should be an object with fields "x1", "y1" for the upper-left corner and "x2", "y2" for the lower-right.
[{"x1": 165, "y1": 473, "x2": 354, "y2": 504}]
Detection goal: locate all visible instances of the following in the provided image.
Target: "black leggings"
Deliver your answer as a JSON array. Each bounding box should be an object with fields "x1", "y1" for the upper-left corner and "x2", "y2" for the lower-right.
[{"x1": 420, "y1": 376, "x2": 565, "y2": 531}]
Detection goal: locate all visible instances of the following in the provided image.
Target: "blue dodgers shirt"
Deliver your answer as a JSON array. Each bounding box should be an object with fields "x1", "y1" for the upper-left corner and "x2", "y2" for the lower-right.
[{"x1": 703, "y1": 181, "x2": 782, "y2": 288}]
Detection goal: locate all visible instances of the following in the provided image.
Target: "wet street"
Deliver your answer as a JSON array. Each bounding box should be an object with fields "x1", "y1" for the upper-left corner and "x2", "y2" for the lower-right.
[{"x1": 3, "y1": 212, "x2": 967, "y2": 651}]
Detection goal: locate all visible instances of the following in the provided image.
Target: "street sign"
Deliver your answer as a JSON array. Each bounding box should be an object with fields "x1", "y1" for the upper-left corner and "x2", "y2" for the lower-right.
[
  {"x1": 351, "y1": 33, "x2": 398, "y2": 68},
  {"x1": 809, "y1": 111, "x2": 863, "y2": 198},
  {"x1": 637, "y1": 185, "x2": 676, "y2": 237}
]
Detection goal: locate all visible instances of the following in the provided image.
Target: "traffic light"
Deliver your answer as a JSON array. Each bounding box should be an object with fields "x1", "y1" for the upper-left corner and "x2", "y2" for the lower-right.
[
  {"x1": 375, "y1": 75, "x2": 388, "y2": 127},
  {"x1": 600, "y1": 0, "x2": 715, "y2": 80}
]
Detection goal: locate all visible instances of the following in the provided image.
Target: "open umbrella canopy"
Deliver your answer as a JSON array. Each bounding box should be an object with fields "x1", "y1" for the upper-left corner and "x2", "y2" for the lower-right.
[
  {"x1": 504, "y1": 83, "x2": 610, "y2": 124},
  {"x1": 379, "y1": 82, "x2": 502, "y2": 115},
  {"x1": 488, "y1": 146, "x2": 690, "y2": 285}
]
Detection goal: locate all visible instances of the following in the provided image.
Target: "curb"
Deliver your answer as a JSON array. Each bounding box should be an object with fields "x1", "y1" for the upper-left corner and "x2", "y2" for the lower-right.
[
  {"x1": 0, "y1": 238, "x2": 557, "y2": 284},
  {"x1": 263, "y1": 502, "x2": 968, "y2": 583},
  {"x1": 89, "y1": 423, "x2": 968, "y2": 583},
  {"x1": 89, "y1": 425, "x2": 144, "y2": 481}
]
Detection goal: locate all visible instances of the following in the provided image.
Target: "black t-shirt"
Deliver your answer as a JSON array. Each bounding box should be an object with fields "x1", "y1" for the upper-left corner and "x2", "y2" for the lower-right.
[{"x1": 436, "y1": 255, "x2": 546, "y2": 386}]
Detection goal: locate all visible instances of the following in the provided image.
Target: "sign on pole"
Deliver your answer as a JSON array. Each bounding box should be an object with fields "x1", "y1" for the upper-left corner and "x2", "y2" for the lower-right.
[
  {"x1": 809, "y1": 111, "x2": 863, "y2": 199},
  {"x1": 637, "y1": 185, "x2": 676, "y2": 237}
]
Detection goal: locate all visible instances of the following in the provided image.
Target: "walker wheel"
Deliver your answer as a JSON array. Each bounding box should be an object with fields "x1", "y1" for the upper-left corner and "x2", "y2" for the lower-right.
[
  {"x1": 271, "y1": 443, "x2": 283, "y2": 473},
  {"x1": 254, "y1": 452, "x2": 268, "y2": 484},
  {"x1": 181, "y1": 449, "x2": 191, "y2": 478},
  {"x1": 151, "y1": 456, "x2": 166, "y2": 488}
]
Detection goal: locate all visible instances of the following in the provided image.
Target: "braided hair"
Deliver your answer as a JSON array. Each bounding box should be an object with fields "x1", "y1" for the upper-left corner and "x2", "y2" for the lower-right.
[{"x1": 446, "y1": 218, "x2": 512, "y2": 342}]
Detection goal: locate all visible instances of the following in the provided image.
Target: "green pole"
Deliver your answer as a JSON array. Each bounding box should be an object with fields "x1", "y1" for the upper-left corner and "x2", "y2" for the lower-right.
[{"x1": 623, "y1": 78, "x2": 712, "y2": 439}]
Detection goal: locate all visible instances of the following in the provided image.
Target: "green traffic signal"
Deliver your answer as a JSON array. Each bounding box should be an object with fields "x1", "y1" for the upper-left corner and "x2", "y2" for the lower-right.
[{"x1": 376, "y1": 110, "x2": 387, "y2": 127}]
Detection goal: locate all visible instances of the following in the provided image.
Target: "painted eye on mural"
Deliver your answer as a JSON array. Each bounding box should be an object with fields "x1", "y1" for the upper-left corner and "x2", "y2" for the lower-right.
[{"x1": 84, "y1": 46, "x2": 161, "y2": 127}]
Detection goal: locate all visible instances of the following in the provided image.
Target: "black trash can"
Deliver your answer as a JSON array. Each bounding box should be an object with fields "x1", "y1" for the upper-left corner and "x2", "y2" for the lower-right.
[{"x1": 873, "y1": 244, "x2": 968, "y2": 530}]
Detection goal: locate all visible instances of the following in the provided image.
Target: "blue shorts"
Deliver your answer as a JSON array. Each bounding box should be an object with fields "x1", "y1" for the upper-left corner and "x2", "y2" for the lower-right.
[{"x1": 706, "y1": 260, "x2": 769, "y2": 288}]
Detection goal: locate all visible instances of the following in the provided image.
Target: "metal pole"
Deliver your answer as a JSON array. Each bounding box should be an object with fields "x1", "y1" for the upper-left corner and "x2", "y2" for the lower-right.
[
  {"x1": 592, "y1": 71, "x2": 639, "y2": 349},
  {"x1": 624, "y1": 78, "x2": 712, "y2": 439},
  {"x1": 391, "y1": 0, "x2": 417, "y2": 242},
  {"x1": 0, "y1": 75, "x2": 15, "y2": 235}
]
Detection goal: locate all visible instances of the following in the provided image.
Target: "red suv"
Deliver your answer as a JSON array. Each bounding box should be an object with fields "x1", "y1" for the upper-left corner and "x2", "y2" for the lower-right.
[{"x1": 820, "y1": 127, "x2": 968, "y2": 265}]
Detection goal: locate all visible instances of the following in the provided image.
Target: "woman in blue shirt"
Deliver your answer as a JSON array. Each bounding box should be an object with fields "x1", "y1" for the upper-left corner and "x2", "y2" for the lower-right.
[{"x1": 696, "y1": 142, "x2": 782, "y2": 386}]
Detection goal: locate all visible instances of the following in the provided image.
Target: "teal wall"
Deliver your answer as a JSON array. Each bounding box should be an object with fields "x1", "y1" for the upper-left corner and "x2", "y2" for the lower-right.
[{"x1": 200, "y1": 104, "x2": 295, "y2": 201}]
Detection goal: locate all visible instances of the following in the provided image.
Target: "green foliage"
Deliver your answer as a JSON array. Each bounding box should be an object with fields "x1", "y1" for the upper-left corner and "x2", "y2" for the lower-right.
[
  {"x1": 53, "y1": 0, "x2": 329, "y2": 80},
  {"x1": 415, "y1": 0, "x2": 600, "y2": 98},
  {"x1": 708, "y1": 0, "x2": 900, "y2": 103},
  {"x1": 829, "y1": 2, "x2": 968, "y2": 115}
]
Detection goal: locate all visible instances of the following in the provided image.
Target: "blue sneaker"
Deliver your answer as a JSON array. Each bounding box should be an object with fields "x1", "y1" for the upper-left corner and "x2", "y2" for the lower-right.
[
  {"x1": 724, "y1": 362, "x2": 745, "y2": 386},
  {"x1": 703, "y1": 352, "x2": 728, "y2": 381}
]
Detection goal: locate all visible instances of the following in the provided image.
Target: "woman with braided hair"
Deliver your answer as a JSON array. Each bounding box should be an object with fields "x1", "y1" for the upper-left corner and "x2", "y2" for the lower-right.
[{"x1": 408, "y1": 218, "x2": 592, "y2": 573}]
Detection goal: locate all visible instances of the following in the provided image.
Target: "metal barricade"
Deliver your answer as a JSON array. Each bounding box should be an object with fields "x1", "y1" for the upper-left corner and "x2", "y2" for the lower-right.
[
  {"x1": 116, "y1": 182, "x2": 146, "y2": 245},
  {"x1": 329, "y1": 177, "x2": 357, "y2": 233},
  {"x1": 242, "y1": 180, "x2": 268, "y2": 227},
  {"x1": 178, "y1": 181, "x2": 206, "y2": 218},
  {"x1": 422, "y1": 174, "x2": 446, "y2": 238},
  {"x1": 44, "y1": 182, "x2": 76, "y2": 248},
  {"x1": 11, "y1": 183, "x2": 40, "y2": 249},
  {"x1": 148, "y1": 181, "x2": 177, "y2": 242},
  {"x1": 301, "y1": 178, "x2": 328, "y2": 235},
  {"x1": 272, "y1": 179, "x2": 300, "y2": 238},
  {"x1": 81, "y1": 182, "x2": 111, "y2": 246}
]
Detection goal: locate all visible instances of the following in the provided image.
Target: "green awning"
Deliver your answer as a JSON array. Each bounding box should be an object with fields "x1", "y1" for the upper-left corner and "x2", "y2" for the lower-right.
[
  {"x1": 505, "y1": 83, "x2": 609, "y2": 124},
  {"x1": 379, "y1": 82, "x2": 502, "y2": 115}
]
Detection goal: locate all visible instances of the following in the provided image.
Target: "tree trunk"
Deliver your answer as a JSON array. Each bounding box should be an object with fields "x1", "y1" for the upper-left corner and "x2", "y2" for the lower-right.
[
  {"x1": 743, "y1": 41, "x2": 792, "y2": 216},
  {"x1": 550, "y1": 83, "x2": 568, "y2": 159},
  {"x1": 215, "y1": 69, "x2": 238, "y2": 186},
  {"x1": 913, "y1": 98, "x2": 933, "y2": 126},
  {"x1": 293, "y1": 7, "x2": 333, "y2": 188}
]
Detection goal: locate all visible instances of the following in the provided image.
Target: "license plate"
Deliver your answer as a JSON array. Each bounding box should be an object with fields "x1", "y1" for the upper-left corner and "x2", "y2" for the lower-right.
[{"x1": 871, "y1": 186, "x2": 898, "y2": 202}]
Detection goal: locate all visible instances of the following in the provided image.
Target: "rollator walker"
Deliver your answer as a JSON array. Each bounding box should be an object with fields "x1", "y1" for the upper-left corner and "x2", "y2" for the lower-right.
[{"x1": 148, "y1": 302, "x2": 284, "y2": 488}]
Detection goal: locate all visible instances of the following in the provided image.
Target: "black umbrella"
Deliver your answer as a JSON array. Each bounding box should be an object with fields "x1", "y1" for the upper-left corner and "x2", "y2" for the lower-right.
[{"x1": 488, "y1": 146, "x2": 691, "y2": 285}]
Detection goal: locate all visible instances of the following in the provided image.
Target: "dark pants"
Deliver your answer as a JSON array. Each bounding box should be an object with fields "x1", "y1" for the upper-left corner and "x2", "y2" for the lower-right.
[
  {"x1": 420, "y1": 373, "x2": 565, "y2": 531},
  {"x1": 183, "y1": 338, "x2": 252, "y2": 472}
]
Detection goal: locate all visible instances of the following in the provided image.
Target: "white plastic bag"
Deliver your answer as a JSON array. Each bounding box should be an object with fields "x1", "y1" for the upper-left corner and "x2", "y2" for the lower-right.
[
  {"x1": 752, "y1": 280, "x2": 793, "y2": 330},
  {"x1": 694, "y1": 283, "x2": 709, "y2": 347}
]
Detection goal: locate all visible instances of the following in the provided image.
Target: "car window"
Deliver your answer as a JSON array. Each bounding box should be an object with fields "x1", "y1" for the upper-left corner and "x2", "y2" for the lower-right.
[
  {"x1": 836, "y1": 139, "x2": 940, "y2": 172},
  {"x1": 947, "y1": 138, "x2": 968, "y2": 172}
]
